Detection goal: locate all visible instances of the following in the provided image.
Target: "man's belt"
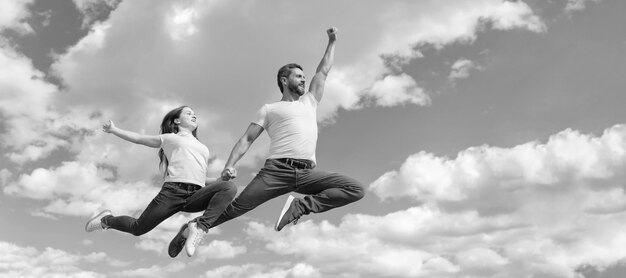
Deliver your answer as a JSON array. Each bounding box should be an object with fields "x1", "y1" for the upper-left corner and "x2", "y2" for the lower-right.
[{"x1": 276, "y1": 158, "x2": 315, "y2": 169}]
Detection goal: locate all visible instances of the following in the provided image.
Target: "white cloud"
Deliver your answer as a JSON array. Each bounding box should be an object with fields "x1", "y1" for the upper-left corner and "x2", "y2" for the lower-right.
[
  {"x1": 361, "y1": 124, "x2": 626, "y2": 277},
  {"x1": 203, "y1": 263, "x2": 321, "y2": 278},
  {"x1": 69, "y1": 21, "x2": 111, "y2": 54},
  {"x1": 0, "y1": 46, "x2": 62, "y2": 163},
  {"x1": 245, "y1": 220, "x2": 458, "y2": 277},
  {"x1": 30, "y1": 211, "x2": 58, "y2": 219},
  {"x1": 4, "y1": 161, "x2": 158, "y2": 216},
  {"x1": 370, "y1": 125, "x2": 626, "y2": 202},
  {"x1": 0, "y1": 0, "x2": 34, "y2": 34},
  {"x1": 314, "y1": 0, "x2": 545, "y2": 120},
  {"x1": 291, "y1": 263, "x2": 321, "y2": 278},
  {"x1": 0, "y1": 43, "x2": 107, "y2": 165},
  {"x1": 448, "y1": 58, "x2": 483, "y2": 82},
  {"x1": 246, "y1": 204, "x2": 626, "y2": 277},
  {"x1": 83, "y1": 252, "x2": 106, "y2": 263},
  {"x1": 2, "y1": 159, "x2": 232, "y2": 255},
  {"x1": 484, "y1": 1, "x2": 546, "y2": 33},
  {"x1": 233, "y1": 125, "x2": 626, "y2": 277},
  {"x1": 0, "y1": 4, "x2": 93, "y2": 166},
  {"x1": 369, "y1": 151, "x2": 466, "y2": 201},
  {"x1": 3, "y1": 0, "x2": 551, "y2": 196},
  {"x1": 164, "y1": 0, "x2": 225, "y2": 42},
  {"x1": 203, "y1": 264, "x2": 284, "y2": 278},
  {"x1": 455, "y1": 247, "x2": 509, "y2": 269},
  {"x1": 0, "y1": 241, "x2": 106, "y2": 278},
  {"x1": 166, "y1": 9, "x2": 197, "y2": 41},
  {"x1": 207, "y1": 157, "x2": 226, "y2": 178},
  {"x1": 315, "y1": 69, "x2": 362, "y2": 122},
  {"x1": 166, "y1": 4, "x2": 200, "y2": 41},
  {"x1": 115, "y1": 261, "x2": 185, "y2": 277},
  {"x1": 0, "y1": 168, "x2": 12, "y2": 185},
  {"x1": 72, "y1": 0, "x2": 121, "y2": 29},
  {"x1": 0, "y1": 0, "x2": 549, "y2": 169},
  {"x1": 49, "y1": 0, "x2": 548, "y2": 132},
  {"x1": 194, "y1": 240, "x2": 247, "y2": 261},
  {"x1": 1, "y1": 1, "x2": 622, "y2": 277},
  {"x1": 367, "y1": 73, "x2": 431, "y2": 107},
  {"x1": 565, "y1": 0, "x2": 603, "y2": 12},
  {"x1": 48, "y1": 13, "x2": 233, "y2": 170}
]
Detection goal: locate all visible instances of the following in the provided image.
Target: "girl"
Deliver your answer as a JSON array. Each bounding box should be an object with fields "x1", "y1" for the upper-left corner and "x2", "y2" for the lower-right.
[{"x1": 85, "y1": 106, "x2": 236, "y2": 258}]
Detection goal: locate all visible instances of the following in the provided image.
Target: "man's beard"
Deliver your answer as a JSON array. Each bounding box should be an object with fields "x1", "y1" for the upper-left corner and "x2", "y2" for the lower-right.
[{"x1": 288, "y1": 82, "x2": 305, "y2": 95}]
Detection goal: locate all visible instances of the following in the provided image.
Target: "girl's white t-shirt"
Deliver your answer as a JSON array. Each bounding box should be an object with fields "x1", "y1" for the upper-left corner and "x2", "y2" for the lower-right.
[{"x1": 159, "y1": 133, "x2": 209, "y2": 186}]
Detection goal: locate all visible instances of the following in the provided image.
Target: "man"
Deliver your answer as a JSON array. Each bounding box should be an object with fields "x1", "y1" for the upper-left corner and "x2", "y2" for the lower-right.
[{"x1": 169, "y1": 27, "x2": 365, "y2": 257}]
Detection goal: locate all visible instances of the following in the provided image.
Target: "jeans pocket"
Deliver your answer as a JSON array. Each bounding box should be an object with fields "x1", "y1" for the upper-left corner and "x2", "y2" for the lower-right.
[
  {"x1": 265, "y1": 160, "x2": 294, "y2": 172},
  {"x1": 162, "y1": 182, "x2": 184, "y2": 195}
]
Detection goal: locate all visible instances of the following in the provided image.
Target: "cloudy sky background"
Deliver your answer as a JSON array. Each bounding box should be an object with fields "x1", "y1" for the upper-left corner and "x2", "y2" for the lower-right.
[{"x1": 1, "y1": 0, "x2": 626, "y2": 277}]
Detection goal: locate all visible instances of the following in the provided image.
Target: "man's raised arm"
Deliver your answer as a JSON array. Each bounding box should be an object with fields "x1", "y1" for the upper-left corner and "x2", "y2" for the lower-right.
[{"x1": 309, "y1": 27, "x2": 337, "y2": 102}]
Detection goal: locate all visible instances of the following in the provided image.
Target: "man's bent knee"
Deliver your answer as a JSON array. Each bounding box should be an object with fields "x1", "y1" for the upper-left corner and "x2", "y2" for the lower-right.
[{"x1": 352, "y1": 182, "x2": 365, "y2": 201}]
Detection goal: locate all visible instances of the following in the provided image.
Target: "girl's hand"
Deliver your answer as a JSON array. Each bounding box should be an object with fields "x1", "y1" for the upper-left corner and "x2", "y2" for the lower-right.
[
  {"x1": 102, "y1": 120, "x2": 115, "y2": 133},
  {"x1": 221, "y1": 167, "x2": 237, "y2": 180}
]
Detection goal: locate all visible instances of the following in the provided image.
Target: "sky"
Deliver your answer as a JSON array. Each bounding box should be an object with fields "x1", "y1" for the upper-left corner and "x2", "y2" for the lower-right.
[{"x1": 1, "y1": 0, "x2": 626, "y2": 277}]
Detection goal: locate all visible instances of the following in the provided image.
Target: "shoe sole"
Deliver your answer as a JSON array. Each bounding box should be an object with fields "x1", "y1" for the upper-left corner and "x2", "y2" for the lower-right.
[
  {"x1": 168, "y1": 223, "x2": 188, "y2": 258},
  {"x1": 185, "y1": 223, "x2": 203, "y2": 257},
  {"x1": 275, "y1": 195, "x2": 295, "y2": 231},
  {"x1": 85, "y1": 210, "x2": 111, "y2": 232}
]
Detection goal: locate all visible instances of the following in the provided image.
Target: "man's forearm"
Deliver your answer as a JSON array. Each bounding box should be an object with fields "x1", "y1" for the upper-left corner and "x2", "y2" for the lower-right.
[
  {"x1": 316, "y1": 40, "x2": 335, "y2": 75},
  {"x1": 224, "y1": 140, "x2": 249, "y2": 168}
]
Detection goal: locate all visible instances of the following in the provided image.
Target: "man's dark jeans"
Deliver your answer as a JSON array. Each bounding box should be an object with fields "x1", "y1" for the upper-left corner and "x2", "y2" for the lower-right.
[
  {"x1": 209, "y1": 159, "x2": 365, "y2": 228},
  {"x1": 103, "y1": 180, "x2": 237, "y2": 235}
]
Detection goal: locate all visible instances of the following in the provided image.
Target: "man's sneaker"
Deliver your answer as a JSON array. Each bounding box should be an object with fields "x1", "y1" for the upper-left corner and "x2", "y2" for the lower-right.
[
  {"x1": 275, "y1": 195, "x2": 300, "y2": 231},
  {"x1": 168, "y1": 223, "x2": 188, "y2": 258},
  {"x1": 85, "y1": 210, "x2": 112, "y2": 232},
  {"x1": 185, "y1": 222, "x2": 207, "y2": 257}
]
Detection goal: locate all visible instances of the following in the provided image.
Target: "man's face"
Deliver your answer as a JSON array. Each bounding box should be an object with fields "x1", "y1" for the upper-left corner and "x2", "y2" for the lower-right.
[{"x1": 286, "y1": 68, "x2": 306, "y2": 95}]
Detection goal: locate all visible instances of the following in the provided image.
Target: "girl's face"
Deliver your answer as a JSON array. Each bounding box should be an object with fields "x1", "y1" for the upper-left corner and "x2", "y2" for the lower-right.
[{"x1": 176, "y1": 107, "x2": 198, "y2": 130}]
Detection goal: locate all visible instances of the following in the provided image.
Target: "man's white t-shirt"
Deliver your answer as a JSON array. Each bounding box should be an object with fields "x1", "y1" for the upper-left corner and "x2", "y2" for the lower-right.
[
  {"x1": 253, "y1": 92, "x2": 318, "y2": 163},
  {"x1": 159, "y1": 133, "x2": 210, "y2": 186}
]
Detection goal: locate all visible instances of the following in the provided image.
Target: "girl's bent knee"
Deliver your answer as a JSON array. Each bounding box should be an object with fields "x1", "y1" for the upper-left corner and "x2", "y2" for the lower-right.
[
  {"x1": 223, "y1": 181, "x2": 238, "y2": 197},
  {"x1": 214, "y1": 180, "x2": 236, "y2": 192},
  {"x1": 131, "y1": 230, "x2": 148, "y2": 237}
]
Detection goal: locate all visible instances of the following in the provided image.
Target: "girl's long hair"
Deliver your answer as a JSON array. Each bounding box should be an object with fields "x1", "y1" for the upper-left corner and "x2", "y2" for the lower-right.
[{"x1": 158, "y1": 106, "x2": 198, "y2": 176}]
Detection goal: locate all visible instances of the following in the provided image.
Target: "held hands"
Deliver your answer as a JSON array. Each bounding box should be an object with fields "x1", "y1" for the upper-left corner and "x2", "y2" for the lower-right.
[
  {"x1": 327, "y1": 27, "x2": 337, "y2": 42},
  {"x1": 102, "y1": 120, "x2": 115, "y2": 133},
  {"x1": 221, "y1": 167, "x2": 237, "y2": 180}
]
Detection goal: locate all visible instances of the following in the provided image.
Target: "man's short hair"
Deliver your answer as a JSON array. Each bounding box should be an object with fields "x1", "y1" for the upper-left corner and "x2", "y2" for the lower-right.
[{"x1": 277, "y1": 63, "x2": 303, "y2": 93}]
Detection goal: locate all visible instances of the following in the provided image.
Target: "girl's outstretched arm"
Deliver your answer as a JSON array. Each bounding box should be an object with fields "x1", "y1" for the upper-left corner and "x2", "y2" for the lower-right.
[{"x1": 103, "y1": 120, "x2": 161, "y2": 148}]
